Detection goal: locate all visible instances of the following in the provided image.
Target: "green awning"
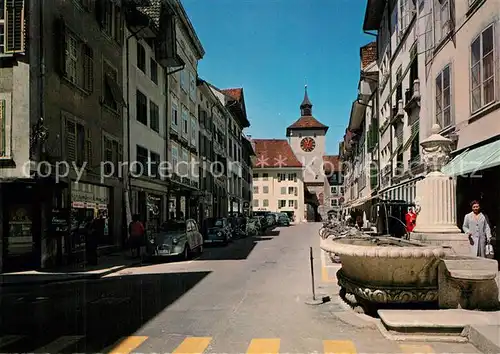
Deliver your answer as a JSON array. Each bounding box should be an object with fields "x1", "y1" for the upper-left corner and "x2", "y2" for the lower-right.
[{"x1": 442, "y1": 139, "x2": 500, "y2": 176}]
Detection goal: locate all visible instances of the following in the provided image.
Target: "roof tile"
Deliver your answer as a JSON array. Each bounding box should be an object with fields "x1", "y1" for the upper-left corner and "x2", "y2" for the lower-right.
[
  {"x1": 287, "y1": 116, "x2": 328, "y2": 130},
  {"x1": 221, "y1": 88, "x2": 243, "y2": 101},
  {"x1": 252, "y1": 139, "x2": 303, "y2": 168}
]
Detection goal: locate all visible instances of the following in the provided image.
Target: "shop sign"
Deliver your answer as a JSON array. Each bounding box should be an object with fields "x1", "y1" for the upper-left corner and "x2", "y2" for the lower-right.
[
  {"x1": 72, "y1": 201, "x2": 86, "y2": 208},
  {"x1": 98, "y1": 204, "x2": 108, "y2": 210},
  {"x1": 51, "y1": 208, "x2": 69, "y2": 234},
  {"x1": 257, "y1": 207, "x2": 268, "y2": 211}
]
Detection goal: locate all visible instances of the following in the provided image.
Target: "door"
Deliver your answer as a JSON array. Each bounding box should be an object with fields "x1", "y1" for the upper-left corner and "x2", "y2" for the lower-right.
[{"x1": 186, "y1": 220, "x2": 195, "y2": 248}]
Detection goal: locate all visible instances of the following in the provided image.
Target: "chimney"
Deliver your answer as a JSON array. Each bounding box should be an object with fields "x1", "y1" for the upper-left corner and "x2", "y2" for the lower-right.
[{"x1": 360, "y1": 41, "x2": 377, "y2": 69}]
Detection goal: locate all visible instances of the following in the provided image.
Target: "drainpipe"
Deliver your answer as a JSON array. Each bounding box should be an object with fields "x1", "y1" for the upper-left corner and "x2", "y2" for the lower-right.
[{"x1": 387, "y1": 2, "x2": 394, "y2": 189}]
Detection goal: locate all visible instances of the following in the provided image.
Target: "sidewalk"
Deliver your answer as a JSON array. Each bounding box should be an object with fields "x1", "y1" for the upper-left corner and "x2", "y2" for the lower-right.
[{"x1": 0, "y1": 252, "x2": 142, "y2": 287}]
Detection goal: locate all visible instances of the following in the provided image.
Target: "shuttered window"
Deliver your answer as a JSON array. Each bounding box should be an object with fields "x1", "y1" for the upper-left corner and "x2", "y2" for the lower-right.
[
  {"x1": 0, "y1": 99, "x2": 6, "y2": 157},
  {"x1": 65, "y1": 118, "x2": 91, "y2": 167},
  {"x1": 3, "y1": 0, "x2": 25, "y2": 54}
]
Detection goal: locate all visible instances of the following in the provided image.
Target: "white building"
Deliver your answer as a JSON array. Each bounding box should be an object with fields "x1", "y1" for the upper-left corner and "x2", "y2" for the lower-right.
[{"x1": 252, "y1": 139, "x2": 306, "y2": 222}]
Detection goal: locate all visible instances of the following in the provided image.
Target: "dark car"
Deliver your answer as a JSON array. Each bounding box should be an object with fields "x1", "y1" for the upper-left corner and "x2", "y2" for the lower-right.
[
  {"x1": 205, "y1": 218, "x2": 231, "y2": 245},
  {"x1": 277, "y1": 213, "x2": 290, "y2": 226}
]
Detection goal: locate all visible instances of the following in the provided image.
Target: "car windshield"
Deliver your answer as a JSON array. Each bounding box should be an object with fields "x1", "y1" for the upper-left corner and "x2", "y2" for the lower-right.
[
  {"x1": 214, "y1": 219, "x2": 224, "y2": 227},
  {"x1": 161, "y1": 221, "x2": 186, "y2": 233}
]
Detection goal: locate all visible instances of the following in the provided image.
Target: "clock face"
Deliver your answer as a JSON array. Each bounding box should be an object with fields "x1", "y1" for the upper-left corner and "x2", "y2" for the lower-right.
[{"x1": 300, "y1": 137, "x2": 316, "y2": 152}]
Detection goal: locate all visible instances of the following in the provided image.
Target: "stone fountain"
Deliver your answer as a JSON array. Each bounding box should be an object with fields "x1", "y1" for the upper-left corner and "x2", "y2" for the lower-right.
[{"x1": 321, "y1": 235, "x2": 446, "y2": 313}]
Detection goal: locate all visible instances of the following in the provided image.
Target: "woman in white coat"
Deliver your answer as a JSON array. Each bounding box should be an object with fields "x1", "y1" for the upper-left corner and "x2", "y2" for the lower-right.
[{"x1": 462, "y1": 200, "x2": 492, "y2": 257}]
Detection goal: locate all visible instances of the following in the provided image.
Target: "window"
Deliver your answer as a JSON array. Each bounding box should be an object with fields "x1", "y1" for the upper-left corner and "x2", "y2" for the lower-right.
[
  {"x1": 136, "y1": 90, "x2": 147, "y2": 125},
  {"x1": 171, "y1": 97, "x2": 178, "y2": 130},
  {"x1": 171, "y1": 144, "x2": 179, "y2": 168},
  {"x1": 288, "y1": 200, "x2": 295, "y2": 208},
  {"x1": 288, "y1": 173, "x2": 296, "y2": 181},
  {"x1": 64, "y1": 30, "x2": 93, "y2": 92},
  {"x1": 278, "y1": 200, "x2": 286, "y2": 209},
  {"x1": 0, "y1": 0, "x2": 25, "y2": 54},
  {"x1": 136, "y1": 42, "x2": 146, "y2": 73},
  {"x1": 262, "y1": 173, "x2": 268, "y2": 181},
  {"x1": 253, "y1": 199, "x2": 259, "y2": 207},
  {"x1": 277, "y1": 173, "x2": 286, "y2": 182},
  {"x1": 471, "y1": 25, "x2": 496, "y2": 112},
  {"x1": 434, "y1": 0, "x2": 451, "y2": 44},
  {"x1": 181, "y1": 106, "x2": 188, "y2": 135},
  {"x1": 189, "y1": 71, "x2": 196, "y2": 101},
  {"x1": 253, "y1": 186, "x2": 258, "y2": 194},
  {"x1": 149, "y1": 101, "x2": 159, "y2": 133},
  {"x1": 103, "y1": 135, "x2": 113, "y2": 174},
  {"x1": 136, "y1": 145, "x2": 148, "y2": 175},
  {"x1": 288, "y1": 187, "x2": 294, "y2": 194},
  {"x1": 263, "y1": 186, "x2": 269, "y2": 194},
  {"x1": 180, "y1": 69, "x2": 188, "y2": 92},
  {"x1": 190, "y1": 115, "x2": 197, "y2": 146},
  {"x1": 331, "y1": 186, "x2": 338, "y2": 195},
  {"x1": 99, "y1": 0, "x2": 122, "y2": 42},
  {"x1": 65, "y1": 118, "x2": 91, "y2": 167},
  {"x1": 253, "y1": 173, "x2": 258, "y2": 179},
  {"x1": 103, "y1": 60, "x2": 123, "y2": 111},
  {"x1": 263, "y1": 199, "x2": 269, "y2": 207},
  {"x1": 436, "y1": 65, "x2": 451, "y2": 128},
  {"x1": 181, "y1": 149, "x2": 189, "y2": 177},
  {"x1": 281, "y1": 187, "x2": 286, "y2": 195},
  {"x1": 150, "y1": 151, "x2": 160, "y2": 178},
  {"x1": 331, "y1": 199, "x2": 338, "y2": 207},
  {"x1": 150, "y1": 58, "x2": 158, "y2": 84}
]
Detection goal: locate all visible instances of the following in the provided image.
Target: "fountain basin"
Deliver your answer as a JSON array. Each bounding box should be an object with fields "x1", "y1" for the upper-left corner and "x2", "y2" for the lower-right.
[{"x1": 320, "y1": 236, "x2": 447, "y2": 304}]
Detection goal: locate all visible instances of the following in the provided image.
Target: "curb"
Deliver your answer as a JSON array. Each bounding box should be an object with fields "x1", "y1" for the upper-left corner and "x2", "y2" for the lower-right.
[
  {"x1": 0, "y1": 262, "x2": 141, "y2": 288},
  {"x1": 466, "y1": 325, "x2": 500, "y2": 354}
]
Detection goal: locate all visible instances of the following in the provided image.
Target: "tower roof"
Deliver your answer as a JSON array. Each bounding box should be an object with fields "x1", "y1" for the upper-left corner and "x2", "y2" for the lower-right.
[{"x1": 286, "y1": 85, "x2": 328, "y2": 136}]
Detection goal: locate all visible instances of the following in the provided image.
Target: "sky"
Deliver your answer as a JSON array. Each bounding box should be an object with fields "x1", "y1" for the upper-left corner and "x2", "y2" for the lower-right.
[{"x1": 182, "y1": 0, "x2": 373, "y2": 155}]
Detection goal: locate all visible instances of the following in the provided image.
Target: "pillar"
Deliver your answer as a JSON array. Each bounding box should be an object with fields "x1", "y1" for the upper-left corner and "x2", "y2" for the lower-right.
[{"x1": 413, "y1": 124, "x2": 461, "y2": 233}]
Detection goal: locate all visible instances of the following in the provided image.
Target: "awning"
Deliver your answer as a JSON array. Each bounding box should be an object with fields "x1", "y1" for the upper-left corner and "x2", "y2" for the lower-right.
[
  {"x1": 442, "y1": 139, "x2": 500, "y2": 177},
  {"x1": 348, "y1": 101, "x2": 366, "y2": 131},
  {"x1": 350, "y1": 195, "x2": 376, "y2": 208},
  {"x1": 378, "y1": 176, "x2": 424, "y2": 203}
]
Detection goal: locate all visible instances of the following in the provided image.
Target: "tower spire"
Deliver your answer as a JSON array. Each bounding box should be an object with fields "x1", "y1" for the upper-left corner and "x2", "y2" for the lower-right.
[{"x1": 300, "y1": 84, "x2": 313, "y2": 116}]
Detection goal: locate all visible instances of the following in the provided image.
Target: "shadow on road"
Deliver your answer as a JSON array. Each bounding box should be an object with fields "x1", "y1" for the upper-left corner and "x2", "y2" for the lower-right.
[
  {"x1": 0, "y1": 271, "x2": 211, "y2": 353},
  {"x1": 197, "y1": 228, "x2": 281, "y2": 261}
]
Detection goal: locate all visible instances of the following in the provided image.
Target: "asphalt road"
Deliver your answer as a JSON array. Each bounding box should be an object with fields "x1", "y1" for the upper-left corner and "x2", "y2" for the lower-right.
[{"x1": 0, "y1": 223, "x2": 480, "y2": 353}]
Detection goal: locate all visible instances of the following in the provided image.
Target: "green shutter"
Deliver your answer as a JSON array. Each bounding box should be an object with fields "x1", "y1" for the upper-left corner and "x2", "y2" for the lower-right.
[
  {"x1": 0, "y1": 99, "x2": 5, "y2": 156},
  {"x1": 5, "y1": 0, "x2": 25, "y2": 53}
]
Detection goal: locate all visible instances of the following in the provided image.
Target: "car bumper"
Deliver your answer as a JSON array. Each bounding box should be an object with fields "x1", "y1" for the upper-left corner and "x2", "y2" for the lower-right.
[{"x1": 205, "y1": 237, "x2": 227, "y2": 244}]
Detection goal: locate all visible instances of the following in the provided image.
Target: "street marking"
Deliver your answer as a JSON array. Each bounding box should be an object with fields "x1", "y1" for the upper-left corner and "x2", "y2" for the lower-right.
[
  {"x1": 35, "y1": 335, "x2": 84, "y2": 353},
  {"x1": 323, "y1": 340, "x2": 357, "y2": 354},
  {"x1": 399, "y1": 344, "x2": 435, "y2": 353},
  {"x1": 0, "y1": 335, "x2": 25, "y2": 348},
  {"x1": 109, "y1": 336, "x2": 148, "y2": 354},
  {"x1": 172, "y1": 337, "x2": 212, "y2": 354},
  {"x1": 246, "y1": 338, "x2": 280, "y2": 354}
]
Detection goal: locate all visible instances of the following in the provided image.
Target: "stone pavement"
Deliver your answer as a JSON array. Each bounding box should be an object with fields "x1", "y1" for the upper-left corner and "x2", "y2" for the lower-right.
[{"x1": 0, "y1": 223, "x2": 481, "y2": 353}]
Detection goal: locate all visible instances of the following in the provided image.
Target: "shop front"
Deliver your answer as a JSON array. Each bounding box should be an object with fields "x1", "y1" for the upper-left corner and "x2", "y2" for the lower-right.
[{"x1": 70, "y1": 182, "x2": 111, "y2": 253}]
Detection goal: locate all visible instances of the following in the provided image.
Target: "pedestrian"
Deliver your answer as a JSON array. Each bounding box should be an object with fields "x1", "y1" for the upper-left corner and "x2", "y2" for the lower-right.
[
  {"x1": 462, "y1": 200, "x2": 492, "y2": 258},
  {"x1": 129, "y1": 214, "x2": 145, "y2": 258},
  {"x1": 405, "y1": 207, "x2": 417, "y2": 233}
]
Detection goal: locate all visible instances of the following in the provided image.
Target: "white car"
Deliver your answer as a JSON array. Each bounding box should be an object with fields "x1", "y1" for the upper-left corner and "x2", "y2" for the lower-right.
[{"x1": 148, "y1": 219, "x2": 204, "y2": 260}]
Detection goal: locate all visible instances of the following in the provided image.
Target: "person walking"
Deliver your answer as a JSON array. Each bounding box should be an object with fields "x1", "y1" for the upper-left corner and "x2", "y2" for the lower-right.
[
  {"x1": 128, "y1": 214, "x2": 145, "y2": 258},
  {"x1": 462, "y1": 200, "x2": 492, "y2": 257}
]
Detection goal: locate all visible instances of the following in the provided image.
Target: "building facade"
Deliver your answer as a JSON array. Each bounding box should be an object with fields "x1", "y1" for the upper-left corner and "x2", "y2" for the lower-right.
[
  {"x1": 0, "y1": 0, "x2": 130, "y2": 272},
  {"x1": 252, "y1": 139, "x2": 305, "y2": 222},
  {"x1": 166, "y1": 0, "x2": 204, "y2": 221},
  {"x1": 323, "y1": 155, "x2": 344, "y2": 218},
  {"x1": 241, "y1": 136, "x2": 256, "y2": 215},
  {"x1": 123, "y1": 5, "x2": 169, "y2": 235}
]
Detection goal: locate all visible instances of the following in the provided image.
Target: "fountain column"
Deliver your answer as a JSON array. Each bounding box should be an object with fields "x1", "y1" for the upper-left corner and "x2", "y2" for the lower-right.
[{"x1": 412, "y1": 124, "x2": 468, "y2": 253}]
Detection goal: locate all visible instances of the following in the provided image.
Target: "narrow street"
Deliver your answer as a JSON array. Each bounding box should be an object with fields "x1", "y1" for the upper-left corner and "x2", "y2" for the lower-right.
[{"x1": 0, "y1": 223, "x2": 479, "y2": 353}]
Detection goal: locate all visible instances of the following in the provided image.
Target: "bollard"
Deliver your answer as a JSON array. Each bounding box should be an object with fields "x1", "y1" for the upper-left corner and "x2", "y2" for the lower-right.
[
  {"x1": 305, "y1": 247, "x2": 330, "y2": 305},
  {"x1": 310, "y1": 246, "x2": 316, "y2": 301}
]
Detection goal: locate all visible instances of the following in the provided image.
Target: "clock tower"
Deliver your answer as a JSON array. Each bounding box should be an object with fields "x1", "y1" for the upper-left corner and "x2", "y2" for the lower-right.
[{"x1": 286, "y1": 86, "x2": 329, "y2": 221}]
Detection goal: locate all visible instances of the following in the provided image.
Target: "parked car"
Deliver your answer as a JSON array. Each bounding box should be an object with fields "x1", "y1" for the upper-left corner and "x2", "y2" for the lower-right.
[
  {"x1": 205, "y1": 218, "x2": 231, "y2": 245},
  {"x1": 256, "y1": 216, "x2": 268, "y2": 233},
  {"x1": 266, "y1": 214, "x2": 276, "y2": 226},
  {"x1": 205, "y1": 218, "x2": 232, "y2": 244},
  {"x1": 246, "y1": 218, "x2": 259, "y2": 236},
  {"x1": 277, "y1": 213, "x2": 290, "y2": 226},
  {"x1": 147, "y1": 219, "x2": 204, "y2": 260}
]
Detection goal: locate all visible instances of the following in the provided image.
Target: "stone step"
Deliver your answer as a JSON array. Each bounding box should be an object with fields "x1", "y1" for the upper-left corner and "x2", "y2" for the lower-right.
[
  {"x1": 377, "y1": 309, "x2": 500, "y2": 343},
  {"x1": 466, "y1": 325, "x2": 500, "y2": 354}
]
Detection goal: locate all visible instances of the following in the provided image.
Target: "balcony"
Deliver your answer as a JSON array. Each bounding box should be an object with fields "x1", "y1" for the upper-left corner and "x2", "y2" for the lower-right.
[
  {"x1": 390, "y1": 100, "x2": 405, "y2": 126},
  {"x1": 404, "y1": 79, "x2": 421, "y2": 113}
]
